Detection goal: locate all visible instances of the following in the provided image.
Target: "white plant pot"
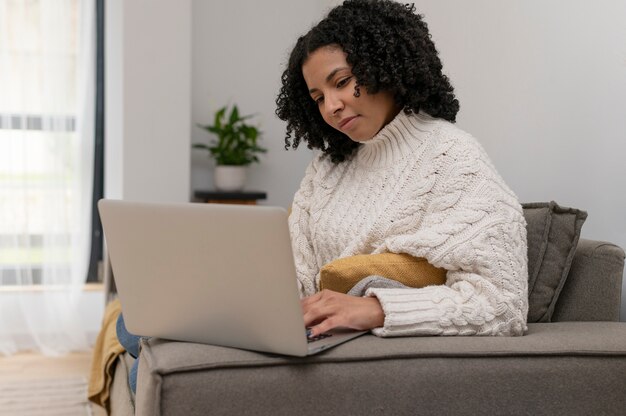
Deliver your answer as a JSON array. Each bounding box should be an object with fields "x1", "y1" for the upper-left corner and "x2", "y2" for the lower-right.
[{"x1": 213, "y1": 165, "x2": 247, "y2": 191}]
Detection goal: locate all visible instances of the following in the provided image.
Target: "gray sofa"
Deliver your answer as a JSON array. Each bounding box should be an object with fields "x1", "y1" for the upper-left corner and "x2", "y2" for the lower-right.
[{"x1": 105, "y1": 205, "x2": 626, "y2": 415}]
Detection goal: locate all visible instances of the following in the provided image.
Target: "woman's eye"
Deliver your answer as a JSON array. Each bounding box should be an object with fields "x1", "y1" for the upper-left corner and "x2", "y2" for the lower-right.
[
  {"x1": 314, "y1": 96, "x2": 324, "y2": 105},
  {"x1": 337, "y1": 77, "x2": 352, "y2": 88}
]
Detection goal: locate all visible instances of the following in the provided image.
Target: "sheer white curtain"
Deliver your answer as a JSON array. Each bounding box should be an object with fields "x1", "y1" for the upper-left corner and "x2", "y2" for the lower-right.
[{"x1": 0, "y1": 0, "x2": 96, "y2": 355}]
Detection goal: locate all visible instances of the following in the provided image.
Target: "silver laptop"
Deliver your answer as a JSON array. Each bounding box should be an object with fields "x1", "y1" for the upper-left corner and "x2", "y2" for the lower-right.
[{"x1": 98, "y1": 199, "x2": 365, "y2": 356}]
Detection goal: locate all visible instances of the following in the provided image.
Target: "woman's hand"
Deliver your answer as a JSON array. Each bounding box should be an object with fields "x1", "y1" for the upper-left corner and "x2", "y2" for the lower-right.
[{"x1": 301, "y1": 289, "x2": 385, "y2": 337}]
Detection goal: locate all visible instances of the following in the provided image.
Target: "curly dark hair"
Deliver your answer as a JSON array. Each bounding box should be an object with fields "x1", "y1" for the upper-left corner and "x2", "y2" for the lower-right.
[{"x1": 275, "y1": 0, "x2": 460, "y2": 163}]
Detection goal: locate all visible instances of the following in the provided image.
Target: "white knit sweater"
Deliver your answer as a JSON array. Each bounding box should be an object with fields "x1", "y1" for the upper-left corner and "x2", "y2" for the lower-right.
[{"x1": 289, "y1": 110, "x2": 529, "y2": 337}]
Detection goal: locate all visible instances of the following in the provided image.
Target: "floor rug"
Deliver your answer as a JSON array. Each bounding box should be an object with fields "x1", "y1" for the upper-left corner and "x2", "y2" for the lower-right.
[{"x1": 0, "y1": 377, "x2": 93, "y2": 415}]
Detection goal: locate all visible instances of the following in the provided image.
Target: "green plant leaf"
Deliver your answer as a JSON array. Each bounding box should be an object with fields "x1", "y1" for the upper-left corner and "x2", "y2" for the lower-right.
[
  {"x1": 214, "y1": 106, "x2": 226, "y2": 130},
  {"x1": 192, "y1": 143, "x2": 211, "y2": 151},
  {"x1": 193, "y1": 103, "x2": 265, "y2": 165},
  {"x1": 229, "y1": 105, "x2": 240, "y2": 125}
]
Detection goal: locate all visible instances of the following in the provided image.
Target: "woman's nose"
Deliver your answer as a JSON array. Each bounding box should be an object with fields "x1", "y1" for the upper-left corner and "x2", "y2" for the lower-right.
[{"x1": 324, "y1": 93, "x2": 344, "y2": 116}]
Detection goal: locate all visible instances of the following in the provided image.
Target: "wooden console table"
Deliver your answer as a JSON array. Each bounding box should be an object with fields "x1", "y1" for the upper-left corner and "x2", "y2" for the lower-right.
[{"x1": 193, "y1": 190, "x2": 267, "y2": 205}]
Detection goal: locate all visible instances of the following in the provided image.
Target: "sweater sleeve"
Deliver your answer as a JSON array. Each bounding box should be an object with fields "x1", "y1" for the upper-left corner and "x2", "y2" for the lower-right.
[
  {"x1": 289, "y1": 157, "x2": 321, "y2": 298},
  {"x1": 367, "y1": 138, "x2": 529, "y2": 337}
]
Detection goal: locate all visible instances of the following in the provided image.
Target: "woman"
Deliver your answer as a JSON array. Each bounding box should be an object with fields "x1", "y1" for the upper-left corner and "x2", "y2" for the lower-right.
[{"x1": 276, "y1": 0, "x2": 528, "y2": 338}]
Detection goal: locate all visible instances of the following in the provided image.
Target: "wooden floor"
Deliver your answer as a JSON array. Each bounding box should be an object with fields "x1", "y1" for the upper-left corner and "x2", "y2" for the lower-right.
[{"x1": 0, "y1": 350, "x2": 107, "y2": 415}]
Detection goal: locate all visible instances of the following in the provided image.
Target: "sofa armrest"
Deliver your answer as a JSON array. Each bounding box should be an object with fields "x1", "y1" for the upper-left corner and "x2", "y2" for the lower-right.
[{"x1": 552, "y1": 238, "x2": 625, "y2": 322}]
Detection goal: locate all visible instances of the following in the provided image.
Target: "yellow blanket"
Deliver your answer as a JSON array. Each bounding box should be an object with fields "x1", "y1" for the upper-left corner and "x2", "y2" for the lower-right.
[{"x1": 87, "y1": 298, "x2": 125, "y2": 411}]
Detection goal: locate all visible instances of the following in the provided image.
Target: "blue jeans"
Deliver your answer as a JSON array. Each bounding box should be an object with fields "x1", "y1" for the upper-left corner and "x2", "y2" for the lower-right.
[{"x1": 116, "y1": 313, "x2": 148, "y2": 393}]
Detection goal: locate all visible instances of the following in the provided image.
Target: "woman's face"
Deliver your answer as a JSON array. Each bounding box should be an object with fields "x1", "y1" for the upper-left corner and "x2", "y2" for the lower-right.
[{"x1": 302, "y1": 46, "x2": 400, "y2": 143}]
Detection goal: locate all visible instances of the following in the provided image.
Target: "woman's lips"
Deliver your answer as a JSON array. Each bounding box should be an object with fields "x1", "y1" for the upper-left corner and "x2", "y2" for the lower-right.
[{"x1": 339, "y1": 115, "x2": 359, "y2": 130}]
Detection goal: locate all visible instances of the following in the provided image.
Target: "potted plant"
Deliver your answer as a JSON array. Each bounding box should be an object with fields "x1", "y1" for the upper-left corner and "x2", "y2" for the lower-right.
[{"x1": 193, "y1": 104, "x2": 266, "y2": 191}]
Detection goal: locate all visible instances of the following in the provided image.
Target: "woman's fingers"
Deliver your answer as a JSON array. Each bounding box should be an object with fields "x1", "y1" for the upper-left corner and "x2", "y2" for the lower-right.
[
  {"x1": 301, "y1": 290, "x2": 384, "y2": 337},
  {"x1": 308, "y1": 316, "x2": 338, "y2": 338},
  {"x1": 302, "y1": 290, "x2": 335, "y2": 328}
]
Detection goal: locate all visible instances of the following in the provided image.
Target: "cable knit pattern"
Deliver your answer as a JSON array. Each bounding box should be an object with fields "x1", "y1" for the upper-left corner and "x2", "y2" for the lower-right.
[{"x1": 289, "y1": 110, "x2": 528, "y2": 337}]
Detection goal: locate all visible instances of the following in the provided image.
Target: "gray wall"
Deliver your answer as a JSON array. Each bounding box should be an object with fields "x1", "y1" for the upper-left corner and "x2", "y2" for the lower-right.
[
  {"x1": 106, "y1": 0, "x2": 191, "y2": 203},
  {"x1": 191, "y1": 0, "x2": 327, "y2": 208},
  {"x1": 192, "y1": 0, "x2": 626, "y2": 318}
]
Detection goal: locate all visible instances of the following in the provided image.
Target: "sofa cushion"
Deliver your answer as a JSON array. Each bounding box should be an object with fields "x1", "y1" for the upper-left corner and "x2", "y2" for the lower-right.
[
  {"x1": 522, "y1": 202, "x2": 587, "y2": 322},
  {"x1": 135, "y1": 322, "x2": 626, "y2": 416},
  {"x1": 319, "y1": 253, "x2": 446, "y2": 293}
]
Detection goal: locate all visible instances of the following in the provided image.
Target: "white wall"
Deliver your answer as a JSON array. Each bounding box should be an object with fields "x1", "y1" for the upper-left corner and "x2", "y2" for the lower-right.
[
  {"x1": 191, "y1": 0, "x2": 329, "y2": 208},
  {"x1": 105, "y1": 0, "x2": 191, "y2": 203},
  {"x1": 405, "y1": 0, "x2": 626, "y2": 319}
]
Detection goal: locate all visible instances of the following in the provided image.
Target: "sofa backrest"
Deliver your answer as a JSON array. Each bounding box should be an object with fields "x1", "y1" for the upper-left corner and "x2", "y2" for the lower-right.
[{"x1": 551, "y1": 239, "x2": 624, "y2": 322}]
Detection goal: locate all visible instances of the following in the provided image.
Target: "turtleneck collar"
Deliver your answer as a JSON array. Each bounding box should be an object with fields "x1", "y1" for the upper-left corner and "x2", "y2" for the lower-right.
[{"x1": 355, "y1": 109, "x2": 437, "y2": 168}]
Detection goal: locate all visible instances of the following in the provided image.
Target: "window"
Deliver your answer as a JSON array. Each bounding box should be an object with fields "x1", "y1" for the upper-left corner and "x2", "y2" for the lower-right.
[{"x1": 0, "y1": 0, "x2": 101, "y2": 285}]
